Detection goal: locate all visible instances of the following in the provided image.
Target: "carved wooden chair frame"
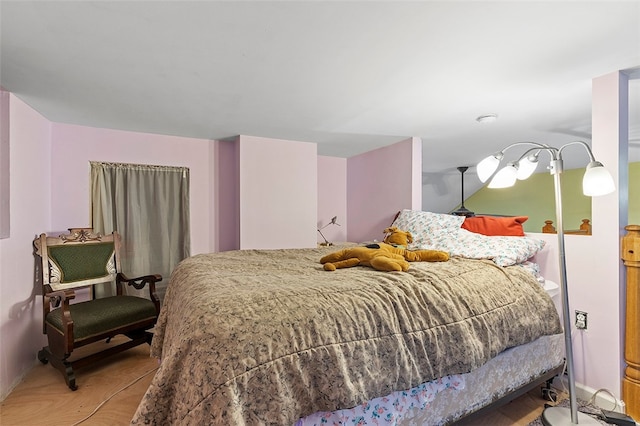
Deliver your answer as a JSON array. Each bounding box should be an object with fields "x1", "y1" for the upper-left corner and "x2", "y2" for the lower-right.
[{"x1": 34, "y1": 228, "x2": 162, "y2": 390}]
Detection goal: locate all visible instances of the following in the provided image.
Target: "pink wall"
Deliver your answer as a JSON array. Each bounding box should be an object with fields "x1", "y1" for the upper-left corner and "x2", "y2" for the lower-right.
[
  {"x1": 215, "y1": 138, "x2": 240, "y2": 252},
  {"x1": 49, "y1": 123, "x2": 214, "y2": 255},
  {"x1": 347, "y1": 137, "x2": 422, "y2": 243},
  {"x1": 573, "y1": 71, "x2": 627, "y2": 396},
  {"x1": 0, "y1": 88, "x2": 9, "y2": 238},
  {"x1": 317, "y1": 156, "x2": 347, "y2": 244},
  {"x1": 0, "y1": 95, "x2": 51, "y2": 399},
  {"x1": 238, "y1": 135, "x2": 317, "y2": 249}
]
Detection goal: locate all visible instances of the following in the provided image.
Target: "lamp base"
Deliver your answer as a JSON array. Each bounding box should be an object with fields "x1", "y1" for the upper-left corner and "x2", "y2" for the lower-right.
[{"x1": 541, "y1": 406, "x2": 603, "y2": 425}]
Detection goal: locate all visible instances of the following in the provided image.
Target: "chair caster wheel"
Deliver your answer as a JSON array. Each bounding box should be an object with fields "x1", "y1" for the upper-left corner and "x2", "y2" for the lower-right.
[{"x1": 37, "y1": 349, "x2": 49, "y2": 364}]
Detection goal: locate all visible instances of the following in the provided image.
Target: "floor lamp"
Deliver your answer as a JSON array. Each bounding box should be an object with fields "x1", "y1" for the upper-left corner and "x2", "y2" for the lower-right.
[
  {"x1": 477, "y1": 141, "x2": 615, "y2": 425},
  {"x1": 451, "y1": 166, "x2": 476, "y2": 217}
]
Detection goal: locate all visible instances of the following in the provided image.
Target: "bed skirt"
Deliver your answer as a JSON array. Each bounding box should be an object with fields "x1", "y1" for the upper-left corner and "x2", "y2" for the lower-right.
[{"x1": 297, "y1": 333, "x2": 563, "y2": 425}]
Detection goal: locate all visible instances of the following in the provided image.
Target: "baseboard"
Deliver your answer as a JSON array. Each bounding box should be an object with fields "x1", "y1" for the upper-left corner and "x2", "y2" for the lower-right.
[
  {"x1": 0, "y1": 358, "x2": 40, "y2": 402},
  {"x1": 553, "y1": 376, "x2": 628, "y2": 414}
]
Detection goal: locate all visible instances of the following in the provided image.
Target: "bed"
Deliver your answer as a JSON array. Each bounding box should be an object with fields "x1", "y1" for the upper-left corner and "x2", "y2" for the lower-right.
[{"x1": 131, "y1": 210, "x2": 564, "y2": 425}]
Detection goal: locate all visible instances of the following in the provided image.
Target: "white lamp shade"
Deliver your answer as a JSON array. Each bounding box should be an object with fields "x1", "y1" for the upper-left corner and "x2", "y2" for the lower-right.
[
  {"x1": 488, "y1": 164, "x2": 518, "y2": 188},
  {"x1": 477, "y1": 154, "x2": 502, "y2": 183},
  {"x1": 582, "y1": 161, "x2": 615, "y2": 196},
  {"x1": 517, "y1": 156, "x2": 538, "y2": 180}
]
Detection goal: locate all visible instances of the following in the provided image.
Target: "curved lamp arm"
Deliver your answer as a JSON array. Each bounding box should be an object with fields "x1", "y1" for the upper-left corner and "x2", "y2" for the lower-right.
[
  {"x1": 557, "y1": 141, "x2": 615, "y2": 196},
  {"x1": 478, "y1": 140, "x2": 614, "y2": 197},
  {"x1": 477, "y1": 141, "x2": 550, "y2": 183},
  {"x1": 558, "y1": 140, "x2": 597, "y2": 162}
]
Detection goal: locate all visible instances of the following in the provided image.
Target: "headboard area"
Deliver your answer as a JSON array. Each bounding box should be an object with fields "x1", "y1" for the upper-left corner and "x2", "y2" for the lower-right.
[{"x1": 542, "y1": 219, "x2": 592, "y2": 235}]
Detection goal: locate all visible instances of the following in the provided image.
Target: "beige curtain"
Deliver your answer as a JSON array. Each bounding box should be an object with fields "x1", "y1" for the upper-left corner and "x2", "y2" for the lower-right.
[{"x1": 90, "y1": 161, "x2": 190, "y2": 302}]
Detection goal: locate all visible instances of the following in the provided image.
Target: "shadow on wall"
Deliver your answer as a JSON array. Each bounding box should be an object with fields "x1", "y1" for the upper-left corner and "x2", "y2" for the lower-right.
[
  {"x1": 0, "y1": 255, "x2": 47, "y2": 400},
  {"x1": 10, "y1": 253, "x2": 42, "y2": 320}
]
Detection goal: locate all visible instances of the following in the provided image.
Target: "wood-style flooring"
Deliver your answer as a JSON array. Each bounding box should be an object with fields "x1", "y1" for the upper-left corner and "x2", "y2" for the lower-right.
[
  {"x1": 1, "y1": 338, "x2": 562, "y2": 425},
  {"x1": 0, "y1": 338, "x2": 157, "y2": 426}
]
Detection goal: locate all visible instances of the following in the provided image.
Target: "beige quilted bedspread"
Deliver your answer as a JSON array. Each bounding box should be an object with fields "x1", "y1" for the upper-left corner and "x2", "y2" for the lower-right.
[{"x1": 131, "y1": 246, "x2": 561, "y2": 425}]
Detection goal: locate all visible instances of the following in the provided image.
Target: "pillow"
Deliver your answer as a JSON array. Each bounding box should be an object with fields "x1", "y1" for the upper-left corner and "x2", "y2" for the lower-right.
[
  {"x1": 417, "y1": 227, "x2": 545, "y2": 267},
  {"x1": 461, "y1": 215, "x2": 528, "y2": 237},
  {"x1": 518, "y1": 260, "x2": 545, "y2": 283},
  {"x1": 391, "y1": 210, "x2": 465, "y2": 248}
]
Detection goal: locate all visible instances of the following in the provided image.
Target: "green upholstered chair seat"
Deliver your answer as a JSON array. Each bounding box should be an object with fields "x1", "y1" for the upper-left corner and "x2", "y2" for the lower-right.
[{"x1": 45, "y1": 296, "x2": 157, "y2": 341}]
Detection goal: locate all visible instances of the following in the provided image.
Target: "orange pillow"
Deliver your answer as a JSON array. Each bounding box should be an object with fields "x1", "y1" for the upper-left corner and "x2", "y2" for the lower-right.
[{"x1": 461, "y1": 216, "x2": 528, "y2": 237}]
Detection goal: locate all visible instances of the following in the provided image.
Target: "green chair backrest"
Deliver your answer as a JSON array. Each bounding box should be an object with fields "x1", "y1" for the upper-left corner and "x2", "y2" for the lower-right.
[{"x1": 47, "y1": 242, "x2": 116, "y2": 288}]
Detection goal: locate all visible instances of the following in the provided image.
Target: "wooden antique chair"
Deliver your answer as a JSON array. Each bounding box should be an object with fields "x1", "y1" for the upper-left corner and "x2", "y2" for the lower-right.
[{"x1": 33, "y1": 228, "x2": 162, "y2": 390}]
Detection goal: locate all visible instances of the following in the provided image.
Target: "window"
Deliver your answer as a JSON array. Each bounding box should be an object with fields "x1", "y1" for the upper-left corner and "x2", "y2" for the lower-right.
[{"x1": 90, "y1": 161, "x2": 190, "y2": 301}]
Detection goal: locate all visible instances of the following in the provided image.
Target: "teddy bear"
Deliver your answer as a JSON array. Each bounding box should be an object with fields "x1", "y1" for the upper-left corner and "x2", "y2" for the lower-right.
[
  {"x1": 320, "y1": 241, "x2": 449, "y2": 272},
  {"x1": 382, "y1": 226, "x2": 413, "y2": 248}
]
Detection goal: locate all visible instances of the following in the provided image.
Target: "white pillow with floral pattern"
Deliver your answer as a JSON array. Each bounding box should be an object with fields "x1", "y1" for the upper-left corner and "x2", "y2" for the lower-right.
[
  {"x1": 391, "y1": 210, "x2": 465, "y2": 249},
  {"x1": 416, "y1": 227, "x2": 546, "y2": 267}
]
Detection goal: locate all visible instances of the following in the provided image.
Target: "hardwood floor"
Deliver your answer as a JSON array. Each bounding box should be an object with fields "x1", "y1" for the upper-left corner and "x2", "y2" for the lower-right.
[
  {"x1": 0, "y1": 338, "x2": 157, "y2": 426},
  {"x1": 455, "y1": 389, "x2": 563, "y2": 426},
  {"x1": 1, "y1": 339, "x2": 561, "y2": 425}
]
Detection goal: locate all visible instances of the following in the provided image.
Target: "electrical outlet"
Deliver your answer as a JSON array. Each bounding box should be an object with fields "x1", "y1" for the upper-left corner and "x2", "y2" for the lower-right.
[{"x1": 575, "y1": 310, "x2": 588, "y2": 330}]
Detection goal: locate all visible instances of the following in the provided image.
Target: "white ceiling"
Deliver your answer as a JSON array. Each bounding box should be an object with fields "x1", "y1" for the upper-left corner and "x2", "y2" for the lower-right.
[{"x1": 1, "y1": 1, "x2": 639, "y2": 211}]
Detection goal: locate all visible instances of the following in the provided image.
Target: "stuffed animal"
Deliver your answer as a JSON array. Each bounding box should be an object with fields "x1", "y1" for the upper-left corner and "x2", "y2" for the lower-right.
[
  {"x1": 383, "y1": 226, "x2": 413, "y2": 248},
  {"x1": 320, "y1": 242, "x2": 449, "y2": 272}
]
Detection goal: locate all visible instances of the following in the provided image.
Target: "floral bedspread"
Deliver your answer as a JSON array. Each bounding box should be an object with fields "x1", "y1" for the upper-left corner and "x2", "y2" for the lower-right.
[
  {"x1": 296, "y1": 374, "x2": 465, "y2": 426},
  {"x1": 131, "y1": 246, "x2": 561, "y2": 425}
]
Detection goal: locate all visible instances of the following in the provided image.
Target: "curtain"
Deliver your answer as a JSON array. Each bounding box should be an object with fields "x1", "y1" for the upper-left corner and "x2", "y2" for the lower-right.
[{"x1": 90, "y1": 162, "x2": 190, "y2": 302}]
